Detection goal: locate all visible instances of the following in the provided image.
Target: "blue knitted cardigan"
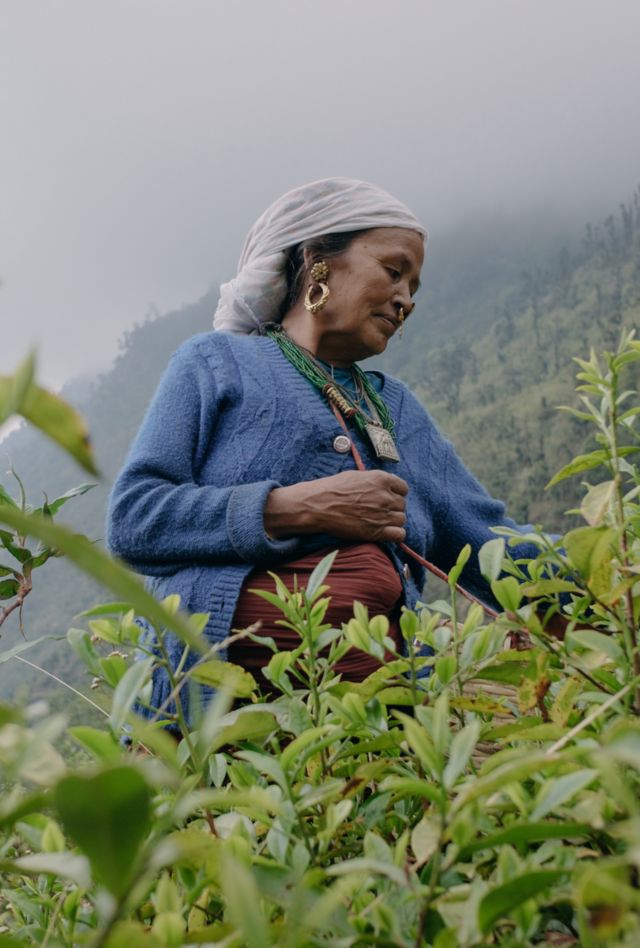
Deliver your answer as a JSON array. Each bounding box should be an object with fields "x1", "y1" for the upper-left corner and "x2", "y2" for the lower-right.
[{"x1": 106, "y1": 331, "x2": 536, "y2": 716}]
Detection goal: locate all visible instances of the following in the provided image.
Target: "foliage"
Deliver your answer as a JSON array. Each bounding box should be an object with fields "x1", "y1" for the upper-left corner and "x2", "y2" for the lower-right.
[
  {"x1": 3, "y1": 192, "x2": 639, "y2": 700},
  {"x1": 0, "y1": 334, "x2": 639, "y2": 944},
  {"x1": 0, "y1": 355, "x2": 98, "y2": 634}
]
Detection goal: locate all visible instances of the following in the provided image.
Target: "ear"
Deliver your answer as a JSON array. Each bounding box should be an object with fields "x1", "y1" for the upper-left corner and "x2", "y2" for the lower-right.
[{"x1": 302, "y1": 246, "x2": 314, "y2": 271}]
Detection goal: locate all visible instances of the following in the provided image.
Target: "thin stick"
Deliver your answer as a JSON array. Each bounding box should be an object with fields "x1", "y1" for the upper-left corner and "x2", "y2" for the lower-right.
[
  {"x1": 330, "y1": 402, "x2": 499, "y2": 620},
  {"x1": 545, "y1": 681, "x2": 633, "y2": 755},
  {"x1": 13, "y1": 654, "x2": 109, "y2": 717}
]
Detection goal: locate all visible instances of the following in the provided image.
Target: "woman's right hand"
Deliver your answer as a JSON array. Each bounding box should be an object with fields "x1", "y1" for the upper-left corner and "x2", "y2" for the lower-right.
[{"x1": 264, "y1": 470, "x2": 408, "y2": 543}]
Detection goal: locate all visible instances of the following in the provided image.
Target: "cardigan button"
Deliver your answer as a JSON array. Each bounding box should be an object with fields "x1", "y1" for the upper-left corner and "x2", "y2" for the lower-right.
[
  {"x1": 402, "y1": 563, "x2": 411, "y2": 580},
  {"x1": 333, "y1": 435, "x2": 351, "y2": 454}
]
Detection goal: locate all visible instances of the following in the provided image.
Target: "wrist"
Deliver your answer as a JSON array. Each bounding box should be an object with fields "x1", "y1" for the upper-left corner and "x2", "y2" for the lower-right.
[{"x1": 264, "y1": 484, "x2": 322, "y2": 538}]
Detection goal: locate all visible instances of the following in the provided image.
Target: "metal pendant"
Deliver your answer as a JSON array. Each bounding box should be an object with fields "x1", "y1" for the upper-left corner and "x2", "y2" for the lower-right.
[{"x1": 365, "y1": 423, "x2": 400, "y2": 462}]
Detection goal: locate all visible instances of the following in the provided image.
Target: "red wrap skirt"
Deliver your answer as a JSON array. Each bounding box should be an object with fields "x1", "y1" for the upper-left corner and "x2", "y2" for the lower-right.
[{"x1": 228, "y1": 543, "x2": 403, "y2": 687}]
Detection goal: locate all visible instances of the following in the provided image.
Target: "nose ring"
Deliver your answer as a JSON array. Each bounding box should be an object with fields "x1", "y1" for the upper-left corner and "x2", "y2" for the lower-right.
[{"x1": 398, "y1": 307, "x2": 405, "y2": 339}]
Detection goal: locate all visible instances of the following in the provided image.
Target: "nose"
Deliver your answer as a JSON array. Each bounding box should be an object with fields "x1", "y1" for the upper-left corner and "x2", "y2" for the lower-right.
[
  {"x1": 393, "y1": 295, "x2": 414, "y2": 318},
  {"x1": 392, "y1": 278, "x2": 415, "y2": 317}
]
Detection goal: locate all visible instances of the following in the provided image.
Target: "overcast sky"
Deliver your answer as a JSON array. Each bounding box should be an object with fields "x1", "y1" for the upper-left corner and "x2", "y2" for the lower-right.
[{"x1": 2, "y1": 0, "x2": 640, "y2": 398}]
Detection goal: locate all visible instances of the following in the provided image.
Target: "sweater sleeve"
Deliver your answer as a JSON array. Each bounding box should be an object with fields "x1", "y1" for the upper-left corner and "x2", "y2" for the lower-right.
[
  {"x1": 430, "y1": 439, "x2": 540, "y2": 607},
  {"x1": 105, "y1": 340, "x2": 302, "y2": 575}
]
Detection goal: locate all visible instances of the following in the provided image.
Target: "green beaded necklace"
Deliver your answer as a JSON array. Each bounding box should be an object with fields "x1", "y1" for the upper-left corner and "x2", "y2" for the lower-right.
[{"x1": 267, "y1": 325, "x2": 400, "y2": 462}]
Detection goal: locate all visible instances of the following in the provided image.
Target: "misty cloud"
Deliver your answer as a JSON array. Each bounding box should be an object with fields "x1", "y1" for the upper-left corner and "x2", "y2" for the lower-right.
[{"x1": 1, "y1": 0, "x2": 639, "y2": 389}]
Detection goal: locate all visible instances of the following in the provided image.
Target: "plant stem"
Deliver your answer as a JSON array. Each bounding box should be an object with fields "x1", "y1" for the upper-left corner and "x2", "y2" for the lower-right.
[
  {"x1": 606, "y1": 359, "x2": 640, "y2": 709},
  {"x1": 13, "y1": 654, "x2": 109, "y2": 717},
  {"x1": 414, "y1": 821, "x2": 445, "y2": 948},
  {"x1": 0, "y1": 572, "x2": 32, "y2": 630},
  {"x1": 154, "y1": 635, "x2": 200, "y2": 769}
]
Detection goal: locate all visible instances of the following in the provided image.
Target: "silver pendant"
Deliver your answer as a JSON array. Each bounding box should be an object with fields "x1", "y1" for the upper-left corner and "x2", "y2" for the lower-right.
[{"x1": 365, "y1": 423, "x2": 400, "y2": 462}]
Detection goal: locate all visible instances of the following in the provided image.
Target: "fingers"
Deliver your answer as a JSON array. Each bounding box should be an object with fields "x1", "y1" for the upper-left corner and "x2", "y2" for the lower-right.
[
  {"x1": 380, "y1": 472, "x2": 409, "y2": 496},
  {"x1": 379, "y1": 524, "x2": 407, "y2": 543}
]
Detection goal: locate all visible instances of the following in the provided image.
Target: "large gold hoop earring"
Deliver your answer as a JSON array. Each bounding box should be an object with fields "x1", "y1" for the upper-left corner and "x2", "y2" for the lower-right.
[{"x1": 304, "y1": 260, "x2": 330, "y2": 314}]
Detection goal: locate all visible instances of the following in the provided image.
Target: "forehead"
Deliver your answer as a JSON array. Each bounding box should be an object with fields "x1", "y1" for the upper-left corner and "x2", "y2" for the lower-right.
[{"x1": 349, "y1": 227, "x2": 424, "y2": 269}]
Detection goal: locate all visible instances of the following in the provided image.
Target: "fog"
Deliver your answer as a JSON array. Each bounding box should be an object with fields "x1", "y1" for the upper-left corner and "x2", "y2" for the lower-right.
[{"x1": 2, "y1": 0, "x2": 639, "y2": 391}]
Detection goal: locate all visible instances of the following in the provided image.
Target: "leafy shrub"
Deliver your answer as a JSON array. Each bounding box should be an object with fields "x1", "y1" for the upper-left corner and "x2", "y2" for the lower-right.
[{"x1": 0, "y1": 334, "x2": 639, "y2": 946}]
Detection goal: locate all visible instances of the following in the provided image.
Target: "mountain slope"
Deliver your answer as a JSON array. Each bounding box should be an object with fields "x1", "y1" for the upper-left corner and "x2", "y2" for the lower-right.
[{"x1": 2, "y1": 192, "x2": 639, "y2": 701}]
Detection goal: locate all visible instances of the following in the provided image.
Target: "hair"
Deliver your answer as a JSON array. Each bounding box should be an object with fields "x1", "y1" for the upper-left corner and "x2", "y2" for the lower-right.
[{"x1": 279, "y1": 229, "x2": 367, "y2": 317}]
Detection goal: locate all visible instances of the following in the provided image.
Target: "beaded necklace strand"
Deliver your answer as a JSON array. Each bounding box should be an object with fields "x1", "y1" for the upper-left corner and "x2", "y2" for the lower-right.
[{"x1": 267, "y1": 325, "x2": 396, "y2": 443}]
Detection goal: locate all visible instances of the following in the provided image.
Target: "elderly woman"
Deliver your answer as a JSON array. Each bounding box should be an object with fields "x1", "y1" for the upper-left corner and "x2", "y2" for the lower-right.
[{"x1": 106, "y1": 177, "x2": 537, "y2": 717}]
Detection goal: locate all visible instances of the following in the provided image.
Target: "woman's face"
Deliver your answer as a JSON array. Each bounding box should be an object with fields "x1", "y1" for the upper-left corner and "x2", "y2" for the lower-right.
[{"x1": 311, "y1": 227, "x2": 424, "y2": 364}]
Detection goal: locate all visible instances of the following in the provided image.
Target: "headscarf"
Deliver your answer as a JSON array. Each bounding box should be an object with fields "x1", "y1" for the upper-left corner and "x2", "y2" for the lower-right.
[{"x1": 212, "y1": 177, "x2": 426, "y2": 334}]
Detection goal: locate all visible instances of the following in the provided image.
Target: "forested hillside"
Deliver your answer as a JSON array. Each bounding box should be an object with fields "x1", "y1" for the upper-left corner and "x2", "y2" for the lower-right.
[
  {"x1": 2, "y1": 189, "x2": 639, "y2": 701},
  {"x1": 380, "y1": 188, "x2": 640, "y2": 525}
]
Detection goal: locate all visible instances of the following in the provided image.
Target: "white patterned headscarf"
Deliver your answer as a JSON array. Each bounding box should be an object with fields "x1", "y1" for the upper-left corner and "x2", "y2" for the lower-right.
[{"x1": 212, "y1": 177, "x2": 426, "y2": 334}]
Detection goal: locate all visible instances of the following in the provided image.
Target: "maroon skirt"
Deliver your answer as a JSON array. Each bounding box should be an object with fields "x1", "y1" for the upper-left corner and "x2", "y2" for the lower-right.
[{"x1": 228, "y1": 543, "x2": 403, "y2": 687}]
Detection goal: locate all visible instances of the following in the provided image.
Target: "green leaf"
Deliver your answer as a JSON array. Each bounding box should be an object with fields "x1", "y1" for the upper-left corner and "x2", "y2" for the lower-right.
[
  {"x1": 0, "y1": 578, "x2": 20, "y2": 599},
  {"x1": 531, "y1": 769, "x2": 598, "y2": 820},
  {"x1": 570, "y1": 628, "x2": 624, "y2": 663},
  {"x1": 33, "y1": 482, "x2": 96, "y2": 517},
  {"x1": 0, "y1": 935, "x2": 32, "y2": 947},
  {"x1": 459, "y1": 821, "x2": 590, "y2": 858},
  {"x1": 378, "y1": 776, "x2": 441, "y2": 805},
  {"x1": 479, "y1": 537, "x2": 506, "y2": 583},
  {"x1": 411, "y1": 816, "x2": 440, "y2": 867},
  {"x1": 109, "y1": 657, "x2": 153, "y2": 733},
  {"x1": 0, "y1": 372, "x2": 98, "y2": 475},
  {"x1": 602, "y1": 720, "x2": 640, "y2": 768},
  {"x1": 12, "y1": 851, "x2": 92, "y2": 889},
  {"x1": 435, "y1": 655, "x2": 456, "y2": 684},
  {"x1": 0, "y1": 791, "x2": 48, "y2": 830},
  {"x1": 326, "y1": 857, "x2": 407, "y2": 886},
  {"x1": 280, "y1": 724, "x2": 337, "y2": 772},
  {"x1": 0, "y1": 507, "x2": 202, "y2": 652},
  {"x1": 190, "y1": 660, "x2": 258, "y2": 697},
  {"x1": 69, "y1": 726, "x2": 122, "y2": 764},
  {"x1": 53, "y1": 767, "x2": 152, "y2": 897},
  {"x1": 236, "y1": 750, "x2": 287, "y2": 790},
  {"x1": 219, "y1": 850, "x2": 273, "y2": 948},
  {"x1": 490, "y1": 576, "x2": 522, "y2": 613},
  {"x1": 99, "y1": 653, "x2": 129, "y2": 688},
  {"x1": 448, "y1": 543, "x2": 471, "y2": 588},
  {"x1": 472, "y1": 662, "x2": 526, "y2": 685},
  {"x1": 401, "y1": 716, "x2": 441, "y2": 778},
  {"x1": 550, "y1": 677, "x2": 582, "y2": 726},
  {"x1": 521, "y1": 578, "x2": 582, "y2": 597},
  {"x1": 0, "y1": 484, "x2": 18, "y2": 509},
  {"x1": 67, "y1": 628, "x2": 102, "y2": 676},
  {"x1": 580, "y1": 480, "x2": 616, "y2": 527},
  {"x1": 0, "y1": 633, "x2": 64, "y2": 664},
  {"x1": 89, "y1": 617, "x2": 122, "y2": 645},
  {"x1": 0, "y1": 528, "x2": 31, "y2": 563},
  {"x1": 564, "y1": 525, "x2": 616, "y2": 596},
  {"x1": 452, "y1": 751, "x2": 560, "y2": 812},
  {"x1": 0, "y1": 351, "x2": 36, "y2": 422},
  {"x1": 305, "y1": 549, "x2": 338, "y2": 600},
  {"x1": 432, "y1": 690, "x2": 451, "y2": 756},
  {"x1": 443, "y1": 721, "x2": 481, "y2": 789},
  {"x1": 478, "y1": 870, "x2": 566, "y2": 932},
  {"x1": 103, "y1": 921, "x2": 164, "y2": 948},
  {"x1": 207, "y1": 709, "x2": 278, "y2": 752},
  {"x1": 78, "y1": 601, "x2": 134, "y2": 618},
  {"x1": 546, "y1": 451, "x2": 611, "y2": 489}
]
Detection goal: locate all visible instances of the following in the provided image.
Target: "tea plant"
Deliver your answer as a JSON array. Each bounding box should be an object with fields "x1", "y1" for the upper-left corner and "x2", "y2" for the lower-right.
[{"x1": 0, "y1": 333, "x2": 639, "y2": 946}]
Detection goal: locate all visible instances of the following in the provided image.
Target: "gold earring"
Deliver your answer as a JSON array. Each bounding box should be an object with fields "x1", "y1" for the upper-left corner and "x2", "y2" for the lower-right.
[
  {"x1": 304, "y1": 260, "x2": 330, "y2": 314},
  {"x1": 398, "y1": 307, "x2": 405, "y2": 339}
]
